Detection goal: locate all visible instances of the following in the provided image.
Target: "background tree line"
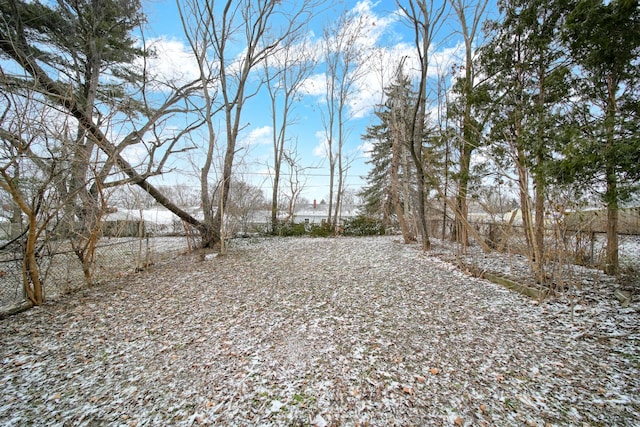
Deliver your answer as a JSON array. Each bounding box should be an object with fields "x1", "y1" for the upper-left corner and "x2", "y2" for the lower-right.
[{"x1": 359, "y1": 0, "x2": 639, "y2": 281}]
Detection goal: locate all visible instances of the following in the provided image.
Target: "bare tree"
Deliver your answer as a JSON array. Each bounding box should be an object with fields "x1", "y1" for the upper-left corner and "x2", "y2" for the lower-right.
[
  {"x1": 226, "y1": 179, "x2": 266, "y2": 233},
  {"x1": 176, "y1": 0, "x2": 314, "y2": 247},
  {"x1": 397, "y1": 0, "x2": 448, "y2": 250},
  {"x1": 449, "y1": 0, "x2": 490, "y2": 249},
  {"x1": 177, "y1": 0, "x2": 223, "y2": 247},
  {"x1": 263, "y1": 33, "x2": 316, "y2": 233},
  {"x1": 281, "y1": 143, "x2": 308, "y2": 223},
  {"x1": 320, "y1": 9, "x2": 372, "y2": 230}
]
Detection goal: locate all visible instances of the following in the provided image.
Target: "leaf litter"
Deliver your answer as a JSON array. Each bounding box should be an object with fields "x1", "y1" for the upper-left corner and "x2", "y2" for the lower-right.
[{"x1": 0, "y1": 235, "x2": 638, "y2": 426}]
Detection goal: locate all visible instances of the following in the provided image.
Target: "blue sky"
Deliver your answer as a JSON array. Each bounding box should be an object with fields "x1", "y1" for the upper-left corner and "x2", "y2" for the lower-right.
[{"x1": 136, "y1": 0, "x2": 497, "y2": 204}]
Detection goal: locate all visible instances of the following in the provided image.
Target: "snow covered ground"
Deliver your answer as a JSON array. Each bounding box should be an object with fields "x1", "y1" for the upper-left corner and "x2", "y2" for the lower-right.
[{"x1": 0, "y1": 236, "x2": 638, "y2": 425}]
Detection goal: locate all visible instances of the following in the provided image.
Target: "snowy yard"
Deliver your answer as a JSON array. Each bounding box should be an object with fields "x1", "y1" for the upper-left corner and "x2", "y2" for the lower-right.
[{"x1": 1, "y1": 236, "x2": 638, "y2": 426}]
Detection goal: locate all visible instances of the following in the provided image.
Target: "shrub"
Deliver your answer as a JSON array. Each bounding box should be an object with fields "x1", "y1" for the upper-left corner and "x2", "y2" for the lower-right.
[
  {"x1": 277, "y1": 222, "x2": 307, "y2": 237},
  {"x1": 342, "y1": 215, "x2": 384, "y2": 236},
  {"x1": 309, "y1": 222, "x2": 333, "y2": 237}
]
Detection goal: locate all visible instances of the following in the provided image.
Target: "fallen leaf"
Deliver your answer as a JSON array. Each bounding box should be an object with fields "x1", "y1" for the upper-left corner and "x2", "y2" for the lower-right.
[{"x1": 402, "y1": 385, "x2": 414, "y2": 395}]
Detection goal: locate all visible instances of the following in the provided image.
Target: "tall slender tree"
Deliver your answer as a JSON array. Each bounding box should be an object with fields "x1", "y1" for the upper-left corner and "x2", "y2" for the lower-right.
[
  {"x1": 320, "y1": 9, "x2": 371, "y2": 230},
  {"x1": 360, "y1": 67, "x2": 418, "y2": 241},
  {"x1": 397, "y1": 0, "x2": 447, "y2": 250},
  {"x1": 263, "y1": 34, "x2": 316, "y2": 233},
  {"x1": 480, "y1": 0, "x2": 572, "y2": 282},
  {"x1": 448, "y1": 0, "x2": 489, "y2": 249}
]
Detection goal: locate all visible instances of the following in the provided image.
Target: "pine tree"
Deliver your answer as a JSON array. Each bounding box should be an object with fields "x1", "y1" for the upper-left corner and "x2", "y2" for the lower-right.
[
  {"x1": 360, "y1": 70, "x2": 418, "y2": 242},
  {"x1": 360, "y1": 122, "x2": 393, "y2": 223}
]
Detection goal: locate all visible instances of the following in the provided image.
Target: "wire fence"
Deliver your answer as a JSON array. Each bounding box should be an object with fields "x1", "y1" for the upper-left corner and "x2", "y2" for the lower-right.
[
  {"x1": 2, "y1": 216, "x2": 638, "y2": 315},
  {"x1": 429, "y1": 218, "x2": 640, "y2": 272},
  {"x1": 0, "y1": 235, "x2": 192, "y2": 313}
]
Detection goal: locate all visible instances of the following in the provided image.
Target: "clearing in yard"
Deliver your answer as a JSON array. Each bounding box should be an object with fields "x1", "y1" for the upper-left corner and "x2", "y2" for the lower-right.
[{"x1": 0, "y1": 236, "x2": 638, "y2": 426}]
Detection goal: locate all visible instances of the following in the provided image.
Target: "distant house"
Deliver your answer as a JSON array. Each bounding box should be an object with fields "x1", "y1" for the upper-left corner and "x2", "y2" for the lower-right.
[
  {"x1": 101, "y1": 202, "x2": 366, "y2": 237},
  {"x1": 102, "y1": 206, "x2": 201, "y2": 237},
  {"x1": 292, "y1": 200, "x2": 361, "y2": 225},
  {"x1": 563, "y1": 206, "x2": 640, "y2": 235}
]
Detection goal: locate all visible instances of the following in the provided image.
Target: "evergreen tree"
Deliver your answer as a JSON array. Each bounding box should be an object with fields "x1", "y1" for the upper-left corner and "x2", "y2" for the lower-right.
[
  {"x1": 360, "y1": 122, "x2": 393, "y2": 222},
  {"x1": 360, "y1": 70, "x2": 418, "y2": 242},
  {"x1": 479, "y1": 0, "x2": 572, "y2": 282},
  {"x1": 561, "y1": 0, "x2": 640, "y2": 275}
]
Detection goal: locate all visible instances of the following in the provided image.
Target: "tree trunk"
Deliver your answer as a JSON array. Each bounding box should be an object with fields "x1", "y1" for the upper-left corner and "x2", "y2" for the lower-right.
[
  {"x1": 0, "y1": 171, "x2": 44, "y2": 305},
  {"x1": 391, "y1": 130, "x2": 414, "y2": 243},
  {"x1": 604, "y1": 165, "x2": 619, "y2": 275},
  {"x1": 533, "y1": 158, "x2": 546, "y2": 281},
  {"x1": 23, "y1": 213, "x2": 43, "y2": 306},
  {"x1": 271, "y1": 167, "x2": 280, "y2": 233},
  {"x1": 455, "y1": 142, "x2": 471, "y2": 248},
  {"x1": 515, "y1": 146, "x2": 545, "y2": 283},
  {"x1": 603, "y1": 80, "x2": 619, "y2": 276},
  {"x1": 327, "y1": 155, "x2": 335, "y2": 226},
  {"x1": 415, "y1": 164, "x2": 431, "y2": 251}
]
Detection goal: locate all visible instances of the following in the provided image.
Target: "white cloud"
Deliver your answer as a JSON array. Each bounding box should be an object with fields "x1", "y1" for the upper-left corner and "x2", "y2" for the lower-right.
[
  {"x1": 347, "y1": 0, "x2": 401, "y2": 50},
  {"x1": 312, "y1": 130, "x2": 329, "y2": 158},
  {"x1": 121, "y1": 142, "x2": 150, "y2": 167},
  {"x1": 301, "y1": 1, "x2": 464, "y2": 122},
  {"x1": 239, "y1": 125, "x2": 273, "y2": 148},
  {"x1": 300, "y1": 73, "x2": 327, "y2": 98},
  {"x1": 143, "y1": 37, "x2": 201, "y2": 85}
]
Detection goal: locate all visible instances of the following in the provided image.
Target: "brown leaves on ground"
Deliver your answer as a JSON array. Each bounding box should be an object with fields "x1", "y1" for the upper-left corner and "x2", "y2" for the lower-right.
[{"x1": 0, "y1": 236, "x2": 638, "y2": 426}]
